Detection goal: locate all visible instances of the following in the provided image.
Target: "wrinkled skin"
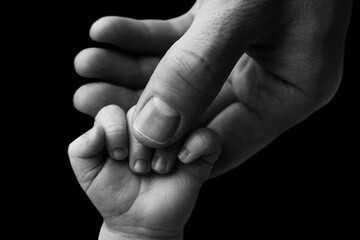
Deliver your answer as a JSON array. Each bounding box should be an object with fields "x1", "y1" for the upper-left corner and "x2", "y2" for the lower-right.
[
  {"x1": 74, "y1": 0, "x2": 352, "y2": 178},
  {"x1": 71, "y1": 0, "x2": 352, "y2": 239}
]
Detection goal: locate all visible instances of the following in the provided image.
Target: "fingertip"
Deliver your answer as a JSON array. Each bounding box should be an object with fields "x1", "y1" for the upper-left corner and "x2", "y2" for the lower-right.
[
  {"x1": 127, "y1": 105, "x2": 154, "y2": 175},
  {"x1": 152, "y1": 156, "x2": 169, "y2": 174},
  {"x1": 132, "y1": 96, "x2": 181, "y2": 149},
  {"x1": 111, "y1": 147, "x2": 128, "y2": 161},
  {"x1": 74, "y1": 48, "x2": 104, "y2": 78},
  {"x1": 178, "y1": 148, "x2": 190, "y2": 163},
  {"x1": 73, "y1": 84, "x2": 97, "y2": 116},
  {"x1": 152, "y1": 141, "x2": 181, "y2": 174},
  {"x1": 89, "y1": 17, "x2": 102, "y2": 41},
  {"x1": 74, "y1": 82, "x2": 136, "y2": 118},
  {"x1": 90, "y1": 16, "x2": 115, "y2": 41},
  {"x1": 178, "y1": 128, "x2": 221, "y2": 164},
  {"x1": 74, "y1": 48, "x2": 89, "y2": 77},
  {"x1": 132, "y1": 158, "x2": 151, "y2": 175},
  {"x1": 90, "y1": 16, "x2": 109, "y2": 41}
]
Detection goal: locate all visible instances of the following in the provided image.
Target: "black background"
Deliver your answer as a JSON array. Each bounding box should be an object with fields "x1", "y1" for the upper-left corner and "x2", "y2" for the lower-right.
[{"x1": 12, "y1": 1, "x2": 358, "y2": 239}]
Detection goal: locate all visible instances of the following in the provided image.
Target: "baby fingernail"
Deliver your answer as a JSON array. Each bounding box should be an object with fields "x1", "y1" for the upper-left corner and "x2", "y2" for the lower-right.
[
  {"x1": 134, "y1": 97, "x2": 180, "y2": 145},
  {"x1": 112, "y1": 147, "x2": 127, "y2": 160},
  {"x1": 134, "y1": 159, "x2": 149, "y2": 174},
  {"x1": 178, "y1": 148, "x2": 189, "y2": 162},
  {"x1": 153, "y1": 157, "x2": 168, "y2": 173}
]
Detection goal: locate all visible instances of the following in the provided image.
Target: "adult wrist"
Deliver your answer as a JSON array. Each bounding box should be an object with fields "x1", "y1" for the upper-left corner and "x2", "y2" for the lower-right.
[{"x1": 99, "y1": 222, "x2": 183, "y2": 240}]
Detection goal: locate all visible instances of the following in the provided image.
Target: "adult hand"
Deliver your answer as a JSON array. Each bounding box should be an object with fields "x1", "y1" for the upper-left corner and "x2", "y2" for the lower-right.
[
  {"x1": 74, "y1": 0, "x2": 352, "y2": 177},
  {"x1": 68, "y1": 105, "x2": 221, "y2": 239}
]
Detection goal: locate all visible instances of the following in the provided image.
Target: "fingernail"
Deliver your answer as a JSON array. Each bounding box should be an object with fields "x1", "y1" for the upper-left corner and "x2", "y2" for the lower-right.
[
  {"x1": 178, "y1": 148, "x2": 189, "y2": 162},
  {"x1": 152, "y1": 156, "x2": 168, "y2": 173},
  {"x1": 134, "y1": 97, "x2": 180, "y2": 145},
  {"x1": 112, "y1": 147, "x2": 126, "y2": 160},
  {"x1": 134, "y1": 159, "x2": 149, "y2": 173}
]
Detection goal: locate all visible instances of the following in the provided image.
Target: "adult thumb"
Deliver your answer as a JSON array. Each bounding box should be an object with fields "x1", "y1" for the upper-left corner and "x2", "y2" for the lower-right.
[{"x1": 132, "y1": 0, "x2": 263, "y2": 148}]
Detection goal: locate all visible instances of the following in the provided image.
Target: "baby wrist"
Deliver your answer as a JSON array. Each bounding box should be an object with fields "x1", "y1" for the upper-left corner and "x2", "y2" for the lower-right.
[{"x1": 99, "y1": 222, "x2": 183, "y2": 240}]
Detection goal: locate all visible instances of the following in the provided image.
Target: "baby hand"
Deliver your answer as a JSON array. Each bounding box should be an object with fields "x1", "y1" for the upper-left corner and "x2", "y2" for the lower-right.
[{"x1": 68, "y1": 104, "x2": 221, "y2": 239}]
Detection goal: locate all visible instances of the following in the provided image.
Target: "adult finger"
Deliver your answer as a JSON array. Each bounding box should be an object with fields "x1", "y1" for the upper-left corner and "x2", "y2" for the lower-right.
[
  {"x1": 195, "y1": 79, "x2": 237, "y2": 127},
  {"x1": 73, "y1": 80, "x2": 236, "y2": 126},
  {"x1": 74, "y1": 48, "x2": 160, "y2": 88},
  {"x1": 132, "y1": 0, "x2": 267, "y2": 148},
  {"x1": 73, "y1": 82, "x2": 142, "y2": 117},
  {"x1": 89, "y1": 10, "x2": 195, "y2": 55},
  {"x1": 95, "y1": 105, "x2": 128, "y2": 160}
]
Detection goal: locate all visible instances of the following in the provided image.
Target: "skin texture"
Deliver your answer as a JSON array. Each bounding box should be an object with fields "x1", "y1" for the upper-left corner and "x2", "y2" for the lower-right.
[
  {"x1": 70, "y1": 1, "x2": 352, "y2": 238},
  {"x1": 68, "y1": 105, "x2": 221, "y2": 239},
  {"x1": 73, "y1": 0, "x2": 352, "y2": 178}
]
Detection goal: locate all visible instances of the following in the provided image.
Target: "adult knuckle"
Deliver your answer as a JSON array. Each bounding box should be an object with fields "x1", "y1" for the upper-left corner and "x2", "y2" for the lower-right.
[{"x1": 167, "y1": 47, "x2": 218, "y2": 98}]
